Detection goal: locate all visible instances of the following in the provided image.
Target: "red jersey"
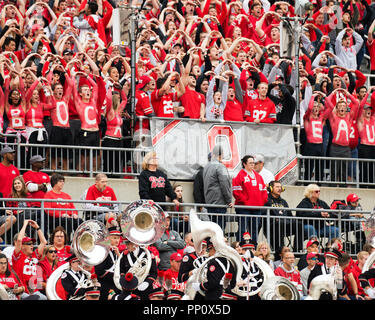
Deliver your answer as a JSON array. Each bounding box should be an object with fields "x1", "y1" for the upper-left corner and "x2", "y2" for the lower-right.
[
  {"x1": 85, "y1": 185, "x2": 117, "y2": 206},
  {"x1": 44, "y1": 190, "x2": 78, "y2": 217},
  {"x1": 151, "y1": 89, "x2": 178, "y2": 118},
  {"x1": 162, "y1": 268, "x2": 186, "y2": 292},
  {"x1": 135, "y1": 90, "x2": 153, "y2": 131},
  {"x1": 232, "y1": 169, "x2": 268, "y2": 206},
  {"x1": 244, "y1": 97, "x2": 277, "y2": 123},
  {"x1": 180, "y1": 86, "x2": 205, "y2": 119},
  {"x1": 23, "y1": 170, "x2": 50, "y2": 207},
  {"x1": 12, "y1": 250, "x2": 41, "y2": 293},
  {"x1": 224, "y1": 99, "x2": 244, "y2": 122},
  {"x1": 0, "y1": 163, "x2": 19, "y2": 198}
]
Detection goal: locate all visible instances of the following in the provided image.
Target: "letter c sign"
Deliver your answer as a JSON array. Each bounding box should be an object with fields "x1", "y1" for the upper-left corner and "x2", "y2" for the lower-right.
[{"x1": 207, "y1": 125, "x2": 240, "y2": 171}]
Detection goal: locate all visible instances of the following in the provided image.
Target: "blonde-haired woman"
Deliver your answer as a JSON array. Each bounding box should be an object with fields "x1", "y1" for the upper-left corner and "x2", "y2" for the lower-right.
[
  {"x1": 296, "y1": 184, "x2": 339, "y2": 249},
  {"x1": 37, "y1": 244, "x2": 61, "y2": 295},
  {"x1": 138, "y1": 151, "x2": 179, "y2": 209},
  {"x1": 255, "y1": 241, "x2": 275, "y2": 270}
]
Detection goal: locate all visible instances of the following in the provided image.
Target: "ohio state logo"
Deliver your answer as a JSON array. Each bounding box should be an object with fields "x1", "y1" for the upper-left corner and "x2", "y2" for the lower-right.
[{"x1": 207, "y1": 125, "x2": 240, "y2": 170}]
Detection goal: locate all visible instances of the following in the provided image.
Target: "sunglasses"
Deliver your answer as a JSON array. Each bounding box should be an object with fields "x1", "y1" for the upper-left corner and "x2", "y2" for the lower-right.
[
  {"x1": 23, "y1": 242, "x2": 33, "y2": 246},
  {"x1": 48, "y1": 250, "x2": 57, "y2": 254},
  {"x1": 314, "y1": 190, "x2": 320, "y2": 193}
]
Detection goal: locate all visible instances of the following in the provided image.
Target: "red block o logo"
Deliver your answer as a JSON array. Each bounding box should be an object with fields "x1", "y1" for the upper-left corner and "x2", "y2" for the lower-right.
[{"x1": 207, "y1": 125, "x2": 240, "y2": 171}]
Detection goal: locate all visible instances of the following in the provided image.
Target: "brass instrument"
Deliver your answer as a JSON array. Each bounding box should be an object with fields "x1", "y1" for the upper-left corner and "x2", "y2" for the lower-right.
[
  {"x1": 46, "y1": 220, "x2": 110, "y2": 300},
  {"x1": 114, "y1": 200, "x2": 167, "y2": 290},
  {"x1": 183, "y1": 209, "x2": 243, "y2": 300}
]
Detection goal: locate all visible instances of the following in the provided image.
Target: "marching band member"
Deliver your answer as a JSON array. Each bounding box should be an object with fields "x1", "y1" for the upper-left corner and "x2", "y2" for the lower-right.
[
  {"x1": 119, "y1": 238, "x2": 158, "y2": 299},
  {"x1": 94, "y1": 226, "x2": 122, "y2": 300},
  {"x1": 235, "y1": 240, "x2": 265, "y2": 300},
  {"x1": 108, "y1": 272, "x2": 140, "y2": 300},
  {"x1": 191, "y1": 239, "x2": 236, "y2": 300},
  {"x1": 178, "y1": 239, "x2": 208, "y2": 284},
  {"x1": 60, "y1": 254, "x2": 91, "y2": 300}
]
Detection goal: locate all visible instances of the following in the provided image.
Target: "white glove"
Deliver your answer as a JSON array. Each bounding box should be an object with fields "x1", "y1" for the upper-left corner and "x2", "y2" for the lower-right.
[
  {"x1": 137, "y1": 281, "x2": 149, "y2": 291},
  {"x1": 191, "y1": 282, "x2": 201, "y2": 292},
  {"x1": 365, "y1": 287, "x2": 375, "y2": 299}
]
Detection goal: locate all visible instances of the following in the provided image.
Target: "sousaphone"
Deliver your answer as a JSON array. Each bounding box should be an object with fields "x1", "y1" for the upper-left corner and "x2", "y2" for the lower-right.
[
  {"x1": 113, "y1": 200, "x2": 167, "y2": 290},
  {"x1": 46, "y1": 220, "x2": 110, "y2": 300}
]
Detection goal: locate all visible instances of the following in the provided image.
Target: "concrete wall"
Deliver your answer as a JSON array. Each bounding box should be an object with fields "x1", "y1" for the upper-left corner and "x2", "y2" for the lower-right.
[{"x1": 64, "y1": 177, "x2": 374, "y2": 212}]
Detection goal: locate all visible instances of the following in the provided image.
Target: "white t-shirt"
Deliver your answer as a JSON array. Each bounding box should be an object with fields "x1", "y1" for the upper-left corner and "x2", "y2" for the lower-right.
[
  {"x1": 2, "y1": 246, "x2": 15, "y2": 265},
  {"x1": 259, "y1": 167, "x2": 275, "y2": 185}
]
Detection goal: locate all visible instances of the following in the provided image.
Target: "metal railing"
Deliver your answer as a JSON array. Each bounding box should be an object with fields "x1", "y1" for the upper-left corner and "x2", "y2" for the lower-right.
[
  {"x1": 2, "y1": 142, "x2": 152, "y2": 178},
  {"x1": 298, "y1": 155, "x2": 375, "y2": 187},
  {"x1": 0, "y1": 199, "x2": 371, "y2": 258}
]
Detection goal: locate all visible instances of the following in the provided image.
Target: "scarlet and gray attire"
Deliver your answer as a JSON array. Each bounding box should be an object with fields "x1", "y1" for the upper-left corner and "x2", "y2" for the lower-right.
[
  {"x1": 232, "y1": 169, "x2": 267, "y2": 242},
  {"x1": 94, "y1": 248, "x2": 122, "y2": 299},
  {"x1": 274, "y1": 263, "x2": 303, "y2": 297},
  {"x1": 119, "y1": 246, "x2": 158, "y2": 300},
  {"x1": 198, "y1": 256, "x2": 236, "y2": 300},
  {"x1": 154, "y1": 230, "x2": 185, "y2": 271},
  {"x1": 60, "y1": 268, "x2": 88, "y2": 300}
]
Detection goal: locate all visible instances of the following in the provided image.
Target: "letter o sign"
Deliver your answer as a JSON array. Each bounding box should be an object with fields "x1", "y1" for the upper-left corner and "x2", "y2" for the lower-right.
[{"x1": 207, "y1": 125, "x2": 240, "y2": 170}]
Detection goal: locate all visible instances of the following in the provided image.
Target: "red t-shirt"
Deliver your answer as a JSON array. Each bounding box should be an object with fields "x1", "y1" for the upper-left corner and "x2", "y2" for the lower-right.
[
  {"x1": 23, "y1": 170, "x2": 50, "y2": 207},
  {"x1": 0, "y1": 163, "x2": 19, "y2": 198},
  {"x1": 151, "y1": 90, "x2": 178, "y2": 118},
  {"x1": 43, "y1": 190, "x2": 78, "y2": 217},
  {"x1": 56, "y1": 246, "x2": 72, "y2": 264},
  {"x1": 0, "y1": 269, "x2": 21, "y2": 290},
  {"x1": 135, "y1": 90, "x2": 153, "y2": 131},
  {"x1": 85, "y1": 185, "x2": 117, "y2": 206},
  {"x1": 224, "y1": 99, "x2": 244, "y2": 122},
  {"x1": 180, "y1": 86, "x2": 205, "y2": 119}
]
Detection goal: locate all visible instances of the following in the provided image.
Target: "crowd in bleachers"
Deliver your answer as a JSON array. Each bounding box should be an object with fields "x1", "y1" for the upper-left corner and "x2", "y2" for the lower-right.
[
  {"x1": 0, "y1": 0, "x2": 373, "y2": 181},
  {"x1": 0, "y1": 0, "x2": 375, "y2": 301}
]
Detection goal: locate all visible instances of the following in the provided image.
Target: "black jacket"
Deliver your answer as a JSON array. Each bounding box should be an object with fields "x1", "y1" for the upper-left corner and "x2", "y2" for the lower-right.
[
  {"x1": 264, "y1": 194, "x2": 291, "y2": 218},
  {"x1": 296, "y1": 197, "x2": 331, "y2": 229},
  {"x1": 138, "y1": 169, "x2": 176, "y2": 203}
]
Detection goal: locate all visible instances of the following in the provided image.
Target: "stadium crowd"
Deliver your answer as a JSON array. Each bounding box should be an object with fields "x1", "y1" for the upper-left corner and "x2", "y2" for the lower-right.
[
  {"x1": 0, "y1": 0, "x2": 373, "y2": 181},
  {"x1": 0, "y1": 0, "x2": 374, "y2": 302},
  {"x1": 0, "y1": 147, "x2": 374, "y2": 301}
]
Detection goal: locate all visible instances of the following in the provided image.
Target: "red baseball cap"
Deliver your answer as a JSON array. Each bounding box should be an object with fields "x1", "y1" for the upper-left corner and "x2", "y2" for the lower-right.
[
  {"x1": 22, "y1": 237, "x2": 36, "y2": 244},
  {"x1": 307, "y1": 252, "x2": 320, "y2": 260},
  {"x1": 137, "y1": 75, "x2": 152, "y2": 90},
  {"x1": 306, "y1": 239, "x2": 319, "y2": 249},
  {"x1": 170, "y1": 252, "x2": 182, "y2": 262},
  {"x1": 346, "y1": 193, "x2": 360, "y2": 204}
]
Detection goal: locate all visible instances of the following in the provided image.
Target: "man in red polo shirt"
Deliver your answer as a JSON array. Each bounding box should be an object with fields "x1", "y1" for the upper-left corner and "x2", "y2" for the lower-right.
[
  {"x1": 0, "y1": 146, "x2": 19, "y2": 198},
  {"x1": 84, "y1": 173, "x2": 118, "y2": 224}
]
